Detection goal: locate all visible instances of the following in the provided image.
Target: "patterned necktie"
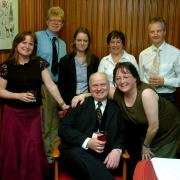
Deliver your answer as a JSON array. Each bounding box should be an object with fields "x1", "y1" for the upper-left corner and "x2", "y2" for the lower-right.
[
  {"x1": 96, "y1": 102, "x2": 102, "y2": 130},
  {"x1": 151, "y1": 48, "x2": 160, "y2": 74},
  {"x1": 51, "y1": 37, "x2": 58, "y2": 75}
]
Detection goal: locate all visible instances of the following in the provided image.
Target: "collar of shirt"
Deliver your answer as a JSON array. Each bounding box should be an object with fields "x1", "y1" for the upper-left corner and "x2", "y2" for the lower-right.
[
  {"x1": 45, "y1": 29, "x2": 58, "y2": 40},
  {"x1": 120, "y1": 50, "x2": 130, "y2": 60},
  {"x1": 94, "y1": 99, "x2": 107, "y2": 114},
  {"x1": 152, "y1": 41, "x2": 166, "y2": 52},
  {"x1": 107, "y1": 50, "x2": 129, "y2": 64},
  {"x1": 75, "y1": 56, "x2": 87, "y2": 66}
]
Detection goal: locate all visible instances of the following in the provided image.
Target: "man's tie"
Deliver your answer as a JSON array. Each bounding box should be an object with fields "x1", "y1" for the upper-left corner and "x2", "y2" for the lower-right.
[
  {"x1": 96, "y1": 102, "x2": 102, "y2": 130},
  {"x1": 51, "y1": 37, "x2": 58, "y2": 76},
  {"x1": 151, "y1": 48, "x2": 160, "y2": 74}
]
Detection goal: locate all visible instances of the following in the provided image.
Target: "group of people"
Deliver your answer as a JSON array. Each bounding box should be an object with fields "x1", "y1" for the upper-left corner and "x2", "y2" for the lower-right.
[{"x1": 0, "y1": 5, "x2": 179, "y2": 180}]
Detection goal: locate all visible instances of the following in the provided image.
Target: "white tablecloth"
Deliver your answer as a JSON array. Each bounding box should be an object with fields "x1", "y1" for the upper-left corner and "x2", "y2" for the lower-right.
[{"x1": 151, "y1": 158, "x2": 180, "y2": 180}]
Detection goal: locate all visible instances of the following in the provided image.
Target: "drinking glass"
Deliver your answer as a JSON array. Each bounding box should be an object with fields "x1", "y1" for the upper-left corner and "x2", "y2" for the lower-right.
[
  {"x1": 27, "y1": 90, "x2": 37, "y2": 102},
  {"x1": 96, "y1": 131, "x2": 107, "y2": 142}
]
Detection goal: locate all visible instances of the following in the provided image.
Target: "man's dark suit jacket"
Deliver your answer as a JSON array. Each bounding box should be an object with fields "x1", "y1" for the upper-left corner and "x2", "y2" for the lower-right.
[
  {"x1": 59, "y1": 96, "x2": 125, "y2": 156},
  {"x1": 58, "y1": 52, "x2": 99, "y2": 105}
]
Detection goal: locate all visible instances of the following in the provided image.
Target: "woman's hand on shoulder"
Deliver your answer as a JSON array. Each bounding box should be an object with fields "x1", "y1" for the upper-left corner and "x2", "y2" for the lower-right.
[
  {"x1": 109, "y1": 85, "x2": 115, "y2": 99},
  {"x1": 71, "y1": 93, "x2": 89, "y2": 107}
]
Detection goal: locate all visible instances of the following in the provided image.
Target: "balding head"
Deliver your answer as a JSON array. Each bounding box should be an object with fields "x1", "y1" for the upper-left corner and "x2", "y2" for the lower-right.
[{"x1": 89, "y1": 72, "x2": 110, "y2": 102}]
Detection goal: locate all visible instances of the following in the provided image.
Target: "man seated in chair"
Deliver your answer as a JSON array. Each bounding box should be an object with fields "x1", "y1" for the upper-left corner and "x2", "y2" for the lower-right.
[{"x1": 59, "y1": 72, "x2": 125, "y2": 180}]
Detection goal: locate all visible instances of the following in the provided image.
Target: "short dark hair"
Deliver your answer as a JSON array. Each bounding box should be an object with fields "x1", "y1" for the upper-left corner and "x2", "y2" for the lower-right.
[
  {"x1": 148, "y1": 17, "x2": 166, "y2": 30},
  {"x1": 107, "y1": 30, "x2": 125, "y2": 46},
  {"x1": 113, "y1": 62, "x2": 141, "y2": 85}
]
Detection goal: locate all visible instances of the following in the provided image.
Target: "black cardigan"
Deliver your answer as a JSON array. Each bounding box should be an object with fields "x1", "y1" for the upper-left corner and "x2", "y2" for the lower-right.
[{"x1": 58, "y1": 52, "x2": 99, "y2": 105}]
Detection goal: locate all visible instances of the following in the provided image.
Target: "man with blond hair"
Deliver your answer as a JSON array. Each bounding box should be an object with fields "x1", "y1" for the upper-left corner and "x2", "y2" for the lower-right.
[{"x1": 35, "y1": 6, "x2": 67, "y2": 163}]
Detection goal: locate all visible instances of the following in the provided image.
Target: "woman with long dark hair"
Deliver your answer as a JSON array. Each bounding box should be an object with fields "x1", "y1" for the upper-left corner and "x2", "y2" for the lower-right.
[{"x1": 58, "y1": 27, "x2": 99, "y2": 105}]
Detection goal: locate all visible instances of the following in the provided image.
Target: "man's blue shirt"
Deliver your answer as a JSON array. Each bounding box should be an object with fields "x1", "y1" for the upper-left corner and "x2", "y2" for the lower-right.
[{"x1": 35, "y1": 29, "x2": 67, "y2": 82}]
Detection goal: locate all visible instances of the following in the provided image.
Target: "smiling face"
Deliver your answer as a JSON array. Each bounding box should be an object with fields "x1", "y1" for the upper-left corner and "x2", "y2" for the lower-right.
[
  {"x1": 16, "y1": 35, "x2": 34, "y2": 59},
  {"x1": 74, "y1": 32, "x2": 89, "y2": 53},
  {"x1": 89, "y1": 73, "x2": 110, "y2": 102},
  {"x1": 109, "y1": 37, "x2": 123, "y2": 55},
  {"x1": 46, "y1": 15, "x2": 64, "y2": 34},
  {"x1": 115, "y1": 68, "x2": 137, "y2": 93},
  {"x1": 148, "y1": 22, "x2": 166, "y2": 47}
]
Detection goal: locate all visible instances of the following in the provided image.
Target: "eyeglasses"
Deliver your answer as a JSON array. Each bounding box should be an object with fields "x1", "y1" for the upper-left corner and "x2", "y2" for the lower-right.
[
  {"x1": 115, "y1": 75, "x2": 132, "y2": 83},
  {"x1": 49, "y1": 19, "x2": 63, "y2": 24}
]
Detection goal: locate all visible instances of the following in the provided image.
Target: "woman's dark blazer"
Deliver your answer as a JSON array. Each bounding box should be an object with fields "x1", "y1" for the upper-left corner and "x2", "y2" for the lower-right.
[{"x1": 58, "y1": 52, "x2": 99, "y2": 105}]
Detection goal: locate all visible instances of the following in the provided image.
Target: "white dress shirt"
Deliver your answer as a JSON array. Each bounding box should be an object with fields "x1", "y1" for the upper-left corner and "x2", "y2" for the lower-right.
[
  {"x1": 94, "y1": 99, "x2": 106, "y2": 114},
  {"x1": 98, "y1": 51, "x2": 139, "y2": 86},
  {"x1": 139, "y1": 42, "x2": 180, "y2": 93},
  {"x1": 82, "y1": 99, "x2": 107, "y2": 149}
]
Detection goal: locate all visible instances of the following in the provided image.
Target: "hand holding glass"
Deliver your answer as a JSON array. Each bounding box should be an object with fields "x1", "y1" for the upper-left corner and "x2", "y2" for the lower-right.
[
  {"x1": 96, "y1": 131, "x2": 107, "y2": 142},
  {"x1": 27, "y1": 90, "x2": 37, "y2": 102}
]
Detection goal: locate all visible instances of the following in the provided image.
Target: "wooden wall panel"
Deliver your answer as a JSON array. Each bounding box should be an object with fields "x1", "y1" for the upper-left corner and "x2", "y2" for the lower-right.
[
  {"x1": 48, "y1": 0, "x2": 180, "y2": 60},
  {"x1": 19, "y1": 0, "x2": 50, "y2": 31},
  {"x1": 0, "y1": 0, "x2": 179, "y2": 62},
  {"x1": 52, "y1": 0, "x2": 180, "y2": 110}
]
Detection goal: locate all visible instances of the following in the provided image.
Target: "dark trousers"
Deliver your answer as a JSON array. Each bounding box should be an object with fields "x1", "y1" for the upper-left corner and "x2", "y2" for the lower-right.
[{"x1": 60, "y1": 147, "x2": 114, "y2": 180}]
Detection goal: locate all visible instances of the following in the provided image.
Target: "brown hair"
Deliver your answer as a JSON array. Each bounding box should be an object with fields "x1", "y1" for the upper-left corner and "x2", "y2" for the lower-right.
[
  {"x1": 72, "y1": 27, "x2": 92, "y2": 65},
  {"x1": 113, "y1": 62, "x2": 141, "y2": 85},
  {"x1": 148, "y1": 17, "x2": 166, "y2": 30},
  {"x1": 7, "y1": 30, "x2": 37, "y2": 64}
]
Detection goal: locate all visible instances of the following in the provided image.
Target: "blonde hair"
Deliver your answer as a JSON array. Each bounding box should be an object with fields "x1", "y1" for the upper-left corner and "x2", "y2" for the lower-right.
[{"x1": 47, "y1": 6, "x2": 65, "y2": 21}]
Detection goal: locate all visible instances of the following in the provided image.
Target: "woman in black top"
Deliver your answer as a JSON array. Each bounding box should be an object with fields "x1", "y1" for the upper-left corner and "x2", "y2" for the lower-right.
[
  {"x1": 58, "y1": 27, "x2": 99, "y2": 105},
  {"x1": 0, "y1": 31, "x2": 68, "y2": 180}
]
